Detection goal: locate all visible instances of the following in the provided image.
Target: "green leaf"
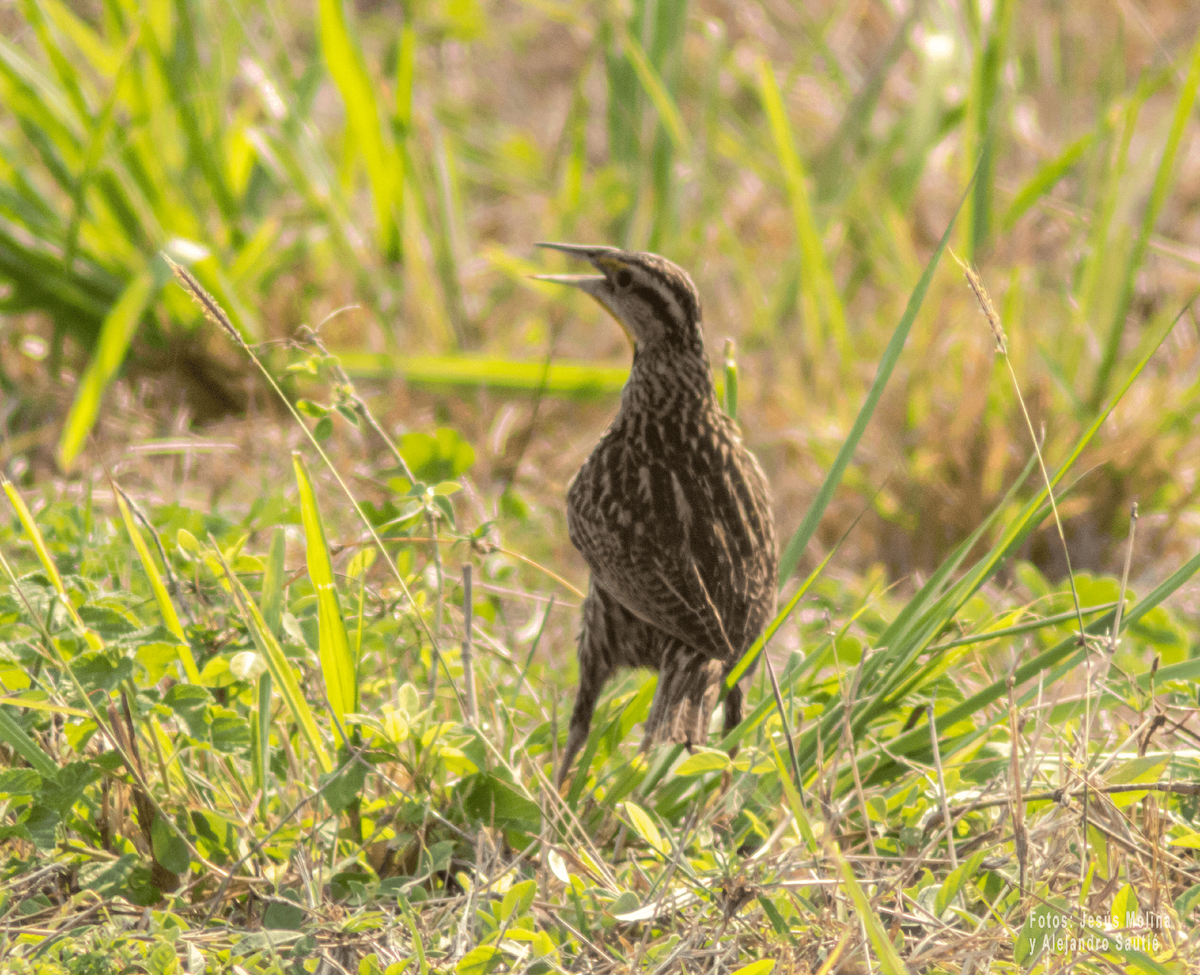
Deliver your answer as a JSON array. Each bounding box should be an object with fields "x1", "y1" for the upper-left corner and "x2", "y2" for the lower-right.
[
  {"x1": 227, "y1": 571, "x2": 332, "y2": 774},
  {"x1": 3, "y1": 478, "x2": 102, "y2": 649},
  {"x1": 320, "y1": 756, "x2": 368, "y2": 814},
  {"x1": 399, "y1": 428, "x2": 476, "y2": 481},
  {"x1": 1111, "y1": 884, "x2": 1137, "y2": 928},
  {"x1": 455, "y1": 945, "x2": 501, "y2": 975},
  {"x1": 836, "y1": 851, "x2": 907, "y2": 974},
  {"x1": 934, "y1": 851, "x2": 984, "y2": 917},
  {"x1": 1015, "y1": 897, "x2": 1063, "y2": 965},
  {"x1": 336, "y1": 352, "x2": 629, "y2": 399},
  {"x1": 673, "y1": 749, "x2": 730, "y2": 776},
  {"x1": 499, "y1": 879, "x2": 536, "y2": 923},
  {"x1": 771, "y1": 741, "x2": 817, "y2": 852},
  {"x1": 618, "y1": 28, "x2": 688, "y2": 152},
  {"x1": 1108, "y1": 756, "x2": 1168, "y2": 786},
  {"x1": 150, "y1": 815, "x2": 190, "y2": 875},
  {"x1": 1002, "y1": 131, "x2": 1095, "y2": 230},
  {"x1": 462, "y1": 775, "x2": 540, "y2": 833},
  {"x1": 729, "y1": 962, "x2": 775, "y2": 975},
  {"x1": 623, "y1": 800, "x2": 669, "y2": 857},
  {"x1": 263, "y1": 899, "x2": 305, "y2": 931},
  {"x1": 0, "y1": 768, "x2": 43, "y2": 798}
]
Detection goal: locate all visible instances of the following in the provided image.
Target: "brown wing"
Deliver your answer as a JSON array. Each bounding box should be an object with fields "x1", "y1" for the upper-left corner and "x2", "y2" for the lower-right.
[{"x1": 567, "y1": 411, "x2": 776, "y2": 663}]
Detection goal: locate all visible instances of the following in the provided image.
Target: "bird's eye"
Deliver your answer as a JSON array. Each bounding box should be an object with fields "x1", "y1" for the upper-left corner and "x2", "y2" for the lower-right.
[{"x1": 615, "y1": 269, "x2": 633, "y2": 289}]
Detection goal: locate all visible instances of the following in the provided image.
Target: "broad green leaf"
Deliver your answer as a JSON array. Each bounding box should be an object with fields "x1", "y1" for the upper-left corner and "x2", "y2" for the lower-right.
[
  {"x1": 455, "y1": 945, "x2": 500, "y2": 975},
  {"x1": 673, "y1": 749, "x2": 730, "y2": 776},
  {"x1": 150, "y1": 815, "x2": 190, "y2": 875},
  {"x1": 1111, "y1": 884, "x2": 1137, "y2": 929},
  {"x1": 499, "y1": 879, "x2": 536, "y2": 923},
  {"x1": 1015, "y1": 896, "x2": 1061, "y2": 965}
]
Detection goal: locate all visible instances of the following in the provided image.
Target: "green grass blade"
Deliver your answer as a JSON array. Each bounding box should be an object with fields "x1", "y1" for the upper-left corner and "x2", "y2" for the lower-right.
[
  {"x1": 1002, "y1": 131, "x2": 1095, "y2": 231},
  {"x1": 1090, "y1": 28, "x2": 1200, "y2": 410},
  {"x1": 722, "y1": 339, "x2": 738, "y2": 420},
  {"x1": 252, "y1": 528, "x2": 286, "y2": 816},
  {"x1": 3, "y1": 478, "x2": 102, "y2": 651},
  {"x1": 798, "y1": 286, "x2": 1191, "y2": 778},
  {"x1": 872, "y1": 450, "x2": 1038, "y2": 657},
  {"x1": 57, "y1": 265, "x2": 160, "y2": 470},
  {"x1": 113, "y1": 486, "x2": 200, "y2": 682},
  {"x1": 259, "y1": 527, "x2": 287, "y2": 638},
  {"x1": 39, "y1": 0, "x2": 122, "y2": 79},
  {"x1": 619, "y1": 27, "x2": 688, "y2": 153},
  {"x1": 603, "y1": 18, "x2": 641, "y2": 174},
  {"x1": 0, "y1": 705, "x2": 57, "y2": 776},
  {"x1": 962, "y1": 0, "x2": 1014, "y2": 258},
  {"x1": 775, "y1": 182, "x2": 967, "y2": 585},
  {"x1": 337, "y1": 351, "x2": 631, "y2": 399},
  {"x1": 318, "y1": 0, "x2": 399, "y2": 258},
  {"x1": 832, "y1": 294, "x2": 1197, "y2": 786},
  {"x1": 225, "y1": 569, "x2": 333, "y2": 775},
  {"x1": 758, "y1": 57, "x2": 846, "y2": 354},
  {"x1": 883, "y1": 543, "x2": 1200, "y2": 775},
  {"x1": 293, "y1": 452, "x2": 357, "y2": 743},
  {"x1": 836, "y1": 851, "x2": 907, "y2": 974},
  {"x1": 723, "y1": 545, "x2": 837, "y2": 695},
  {"x1": 19, "y1": 0, "x2": 90, "y2": 122},
  {"x1": 0, "y1": 36, "x2": 83, "y2": 172}
]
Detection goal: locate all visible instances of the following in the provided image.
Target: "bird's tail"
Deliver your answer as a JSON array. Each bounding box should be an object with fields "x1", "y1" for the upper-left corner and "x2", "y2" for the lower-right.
[{"x1": 644, "y1": 648, "x2": 724, "y2": 748}]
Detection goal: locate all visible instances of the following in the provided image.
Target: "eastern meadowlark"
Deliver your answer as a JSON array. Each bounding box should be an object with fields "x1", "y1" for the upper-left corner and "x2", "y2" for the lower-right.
[{"x1": 536, "y1": 243, "x2": 778, "y2": 787}]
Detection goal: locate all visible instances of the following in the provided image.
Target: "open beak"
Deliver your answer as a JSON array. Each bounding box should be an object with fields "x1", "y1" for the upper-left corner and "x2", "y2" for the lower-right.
[
  {"x1": 532, "y1": 243, "x2": 634, "y2": 348},
  {"x1": 530, "y1": 242, "x2": 619, "y2": 295}
]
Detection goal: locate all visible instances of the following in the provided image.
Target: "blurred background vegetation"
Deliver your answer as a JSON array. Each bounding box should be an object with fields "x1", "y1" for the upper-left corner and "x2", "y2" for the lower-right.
[
  {"x1": 0, "y1": 0, "x2": 1198, "y2": 589},
  {"x1": 3, "y1": 3, "x2": 1200, "y2": 966}
]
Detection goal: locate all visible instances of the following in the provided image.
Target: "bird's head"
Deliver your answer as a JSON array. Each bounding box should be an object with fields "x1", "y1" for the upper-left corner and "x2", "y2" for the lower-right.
[{"x1": 534, "y1": 243, "x2": 704, "y2": 354}]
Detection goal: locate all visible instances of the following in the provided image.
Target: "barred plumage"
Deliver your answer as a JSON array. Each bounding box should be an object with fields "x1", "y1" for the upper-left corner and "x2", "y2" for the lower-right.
[{"x1": 536, "y1": 244, "x2": 778, "y2": 787}]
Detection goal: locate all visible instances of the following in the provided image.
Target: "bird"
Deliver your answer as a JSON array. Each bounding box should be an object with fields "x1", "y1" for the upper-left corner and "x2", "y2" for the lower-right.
[{"x1": 534, "y1": 243, "x2": 778, "y2": 787}]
